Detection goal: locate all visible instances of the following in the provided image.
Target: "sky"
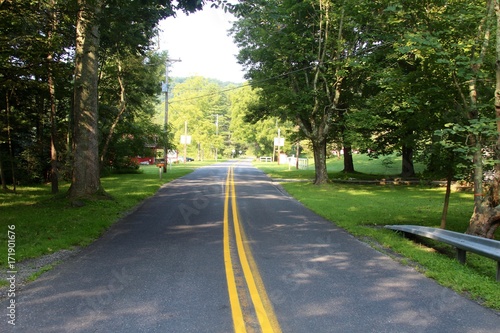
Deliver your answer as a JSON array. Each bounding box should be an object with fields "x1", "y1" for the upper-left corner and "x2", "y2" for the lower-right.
[{"x1": 158, "y1": 7, "x2": 246, "y2": 83}]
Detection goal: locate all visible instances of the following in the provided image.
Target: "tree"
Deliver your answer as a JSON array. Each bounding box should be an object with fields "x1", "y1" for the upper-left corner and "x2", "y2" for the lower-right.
[
  {"x1": 397, "y1": 0, "x2": 498, "y2": 237},
  {"x1": 98, "y1": 51, "x2": 166, "y2": 169},
  {"x1": 465, "y1": 0, "x2": 500, "y2": 238},
  {"x1": 228, "y1": 85, "x2": 294, "y2": 158},
  {"x1": 348, "y1": 0, "x2": 458, "y2": 178},
  {"x1": 68, "y1": 0, "x2": 105, "y2": 199},
  {"x1": 233, "y1": 0, "x2": 387, "y2": 184},
  {"x1": 1, "y1": 0, "x2": 217, "y2": 194},
  {"x1": 228, "y1": 85, "x2": 258, "y2": 155},
  {"x1": 169, "y1": 77, "x2": 230, "y2": 160},
  {"x1": 47, "y1": 0, "x2": 60, "y2": 193},
  {"x1": 68, "y1": 0, "x2": 210, "y2": 199},
  {"x1": 0, "y1": 0, "x2": 74, "y2": 189},
  {"x1": 424, "y1": 0, "x2": 497, "y2": 237}
]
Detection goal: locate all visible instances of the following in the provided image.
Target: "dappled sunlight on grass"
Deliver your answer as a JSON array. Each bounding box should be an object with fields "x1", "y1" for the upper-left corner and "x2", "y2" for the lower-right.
[
  {"x1": 255, "y1": 153, "x2": 430, "y2": 180},
  {"x1": 282, "y1": 182, "x2": 474, "y2": 233},
  {"x1": 335, "y1": 187, "x2": 376, "y2": 196},
  {"x1": 326, "y1": 154, "x2": 426, "y2": 176},
  {"x1": 0, "y1": 198, "x2": 38, "y2": 208},
  {"x1": 277, "y1": 179, "x2": 499, "y2": 309},
  {"x1": 0, "y1": 184, "x2": 70, "y2": 207}
]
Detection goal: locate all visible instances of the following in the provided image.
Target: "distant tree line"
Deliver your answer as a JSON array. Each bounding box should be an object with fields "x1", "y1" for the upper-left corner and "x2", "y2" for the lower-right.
[{"x1": 167, "y1": 77, "x2": 295, "y2": 161}]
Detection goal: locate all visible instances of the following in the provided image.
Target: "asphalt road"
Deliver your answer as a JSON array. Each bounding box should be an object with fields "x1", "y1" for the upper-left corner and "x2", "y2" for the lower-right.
[{"x1": 2, "y1": 160, "x2": 499, "y2": 332}]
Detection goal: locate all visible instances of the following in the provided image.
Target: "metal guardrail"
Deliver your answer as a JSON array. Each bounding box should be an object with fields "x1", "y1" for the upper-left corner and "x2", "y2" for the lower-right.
[{"x1": 385, "y1": 224, "x2": 500, "y2": 281}]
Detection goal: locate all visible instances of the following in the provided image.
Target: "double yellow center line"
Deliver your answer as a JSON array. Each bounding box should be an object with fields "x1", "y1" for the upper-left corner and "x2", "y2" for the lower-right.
[{"x1": 223, "y1": 166, "x2": 282, "y2": 333}]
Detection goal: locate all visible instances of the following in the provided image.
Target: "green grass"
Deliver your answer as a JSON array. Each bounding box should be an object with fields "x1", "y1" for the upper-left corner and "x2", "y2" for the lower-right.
[
  {"x1": 255, "y1": 153, "x2": 427, "y2": 180},
  {"x1": 253, "y1": 155, "x2": 500, "y2": 310},
  {"x1": 326, "y1": 153, "x2": 426, "y2": 176},
  {"x1": 0, "y1": 162, "x2": 210, "y2": 268},
  {"x1": 26, "y1": 265, "x2": 54, "y2": 283}
]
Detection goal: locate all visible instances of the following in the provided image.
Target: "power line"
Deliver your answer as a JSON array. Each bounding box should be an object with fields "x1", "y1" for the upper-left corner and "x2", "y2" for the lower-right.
[
  {"x1": 169, "y1": 81, "x2": 250, "y2": 104},
  {"x1": 168, "y1": 40, "x2": 391, "y2": 104},
  {"x1": 169, "y1": 64, "x2": 316, "y2": 104}
]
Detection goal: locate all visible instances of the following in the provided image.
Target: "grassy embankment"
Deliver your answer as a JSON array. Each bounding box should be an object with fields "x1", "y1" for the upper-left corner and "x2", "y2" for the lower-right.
[{"x1": 255, "y1": 154, "x2": 500, "y2": 310}]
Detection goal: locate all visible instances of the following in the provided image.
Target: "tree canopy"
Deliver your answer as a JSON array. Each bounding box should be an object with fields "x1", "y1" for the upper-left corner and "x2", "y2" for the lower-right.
[
  {"x1": 0, "y1": 0, "x2": 217, "y2": 197},
  {"x1": 229, "y1": 0, "x2": 499, "y2": 236}
]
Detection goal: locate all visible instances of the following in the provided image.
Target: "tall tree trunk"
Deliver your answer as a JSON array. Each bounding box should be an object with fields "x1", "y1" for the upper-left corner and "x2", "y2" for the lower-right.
[
  {"x1": 0, "y1": 147, "x2": 6, "y2": 191},
  {"x1": 401, "y1": 145, "x2": 415, "y2": 178},
  {"x1": 48, "y1": 0, "x2": 58, "y2": 194},
  {"x1": 100, "y1": 60, "x2": 126, "y2": 169},
  {"x1": 6, "y1": 91, "x2": 16, "y2": 191},
  {"x1": 467, "y1": 185, "x2": 500, "y2": 238},
  {"x1": 466, "y1": 0, "x2": 498, "y2": 237},
  {"x1": 295, "y1": 141, "x2": 300, "y2": 169},
  {"x1": 68, "y1": 0, "x2": 106, "y2": 199},
  {"x1": 305, "y1": 0, "x2": 333, "y2": 185},
  {"x1": 1, "y1": 95, "x2": 8, "y2": 191},
  {"x1": 49, "y1": 62, "x2": 58, "y2": 194},
  {"x1": 440, "y1": 170, "x2": 453, "y2": 230},
  {"x1": 342, "y1": 145, "x2": 354, "y2": 173},
  {"x1": 297, "y1": 116, "x2": 329, "y2": 185},
  {"x1": 312, "y1": 137, "x2": 328, "y2": 185},
  {"x1": 490, "y1": 0, "x2": 500, "y2": 228}
]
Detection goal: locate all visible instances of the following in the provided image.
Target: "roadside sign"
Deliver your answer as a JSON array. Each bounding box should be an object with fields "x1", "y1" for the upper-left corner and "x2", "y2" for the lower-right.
[{"x1": 180, "y1": 135, "x2": 192, "y2": 144}]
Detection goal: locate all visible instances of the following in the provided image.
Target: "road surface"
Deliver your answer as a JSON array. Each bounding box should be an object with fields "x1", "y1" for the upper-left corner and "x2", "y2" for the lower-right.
[{"x1": 2, "y1": 161, "x2": 499, "y2": 332}]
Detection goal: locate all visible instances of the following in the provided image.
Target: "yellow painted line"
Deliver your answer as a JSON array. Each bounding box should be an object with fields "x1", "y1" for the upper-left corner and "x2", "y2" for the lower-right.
[
  {"x1": 230, "y1": 166, "x2": 282, "y2": 333},
  {"x1": 239, "y1": 215, "x2": 283, "y2": 333},
  {"x1": 224, "y1": 167, "x2": 247, "y2": 333}
]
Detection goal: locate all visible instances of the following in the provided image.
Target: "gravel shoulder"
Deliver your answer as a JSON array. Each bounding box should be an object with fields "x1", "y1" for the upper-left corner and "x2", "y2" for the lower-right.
[{"x1": 0, "y1": 247, "x2": 81, "y2": 300}]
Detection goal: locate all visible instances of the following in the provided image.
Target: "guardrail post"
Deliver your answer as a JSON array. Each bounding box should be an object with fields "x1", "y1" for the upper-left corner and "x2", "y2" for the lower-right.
[{"x1": 456, "y1": 248, "x2": 466, "y2": 264}]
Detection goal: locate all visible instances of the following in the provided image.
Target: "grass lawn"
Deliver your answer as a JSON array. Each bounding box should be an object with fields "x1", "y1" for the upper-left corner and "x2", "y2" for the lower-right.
[
  {"x1": 256, "y1": 153, "x2": 426, "y2": 180},
  {"x1": 326, "y1": 153, "x2": 425, "y2": 176},
  {"x1": 254, "y1": 155, "x2": 500, "y2": 310},
  {"x1": 0, "y1": 162, "x2": 211, "y2": 269}
]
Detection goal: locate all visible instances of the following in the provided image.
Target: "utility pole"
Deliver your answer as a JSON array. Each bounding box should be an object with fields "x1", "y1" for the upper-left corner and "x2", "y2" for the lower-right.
[
  {"x1": 184, "y1": 120, "x2": 188, "y2": 164},
  {"x1": 277, "y1": 127, "x2": 281, "y2": 165},
  {"x1": 273, "y1": 120, "x2": 279, "y2": 162},
  {"x1": 162, "y1": 57, "x2": 181, "y2": 172},
  {"x1": 296, "y1": 141, "x2": 300, "y2": 169},
  {"x1": 215, "y1": 114, "x2": 219, "y2": 162}
]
